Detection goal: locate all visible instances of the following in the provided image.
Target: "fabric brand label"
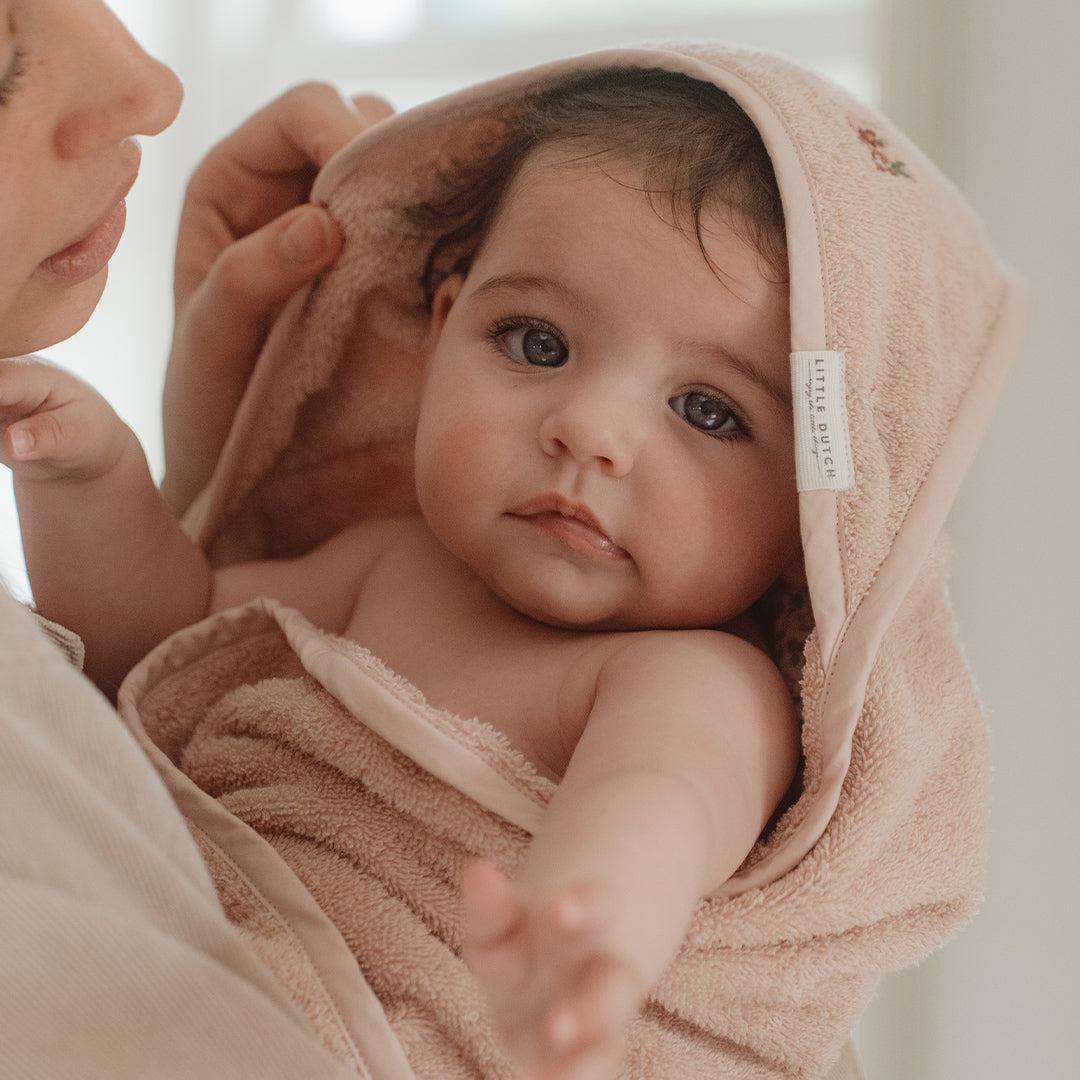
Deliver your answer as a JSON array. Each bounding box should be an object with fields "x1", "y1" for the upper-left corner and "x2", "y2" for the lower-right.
[{"x1": 790, "y1": 350, "x2": 854, "y2": 492}]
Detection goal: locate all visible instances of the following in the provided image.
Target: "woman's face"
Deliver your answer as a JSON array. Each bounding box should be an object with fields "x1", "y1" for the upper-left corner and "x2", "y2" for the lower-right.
[{"x1": 0, "y1": 0, "x2": 182, "y2": 357}]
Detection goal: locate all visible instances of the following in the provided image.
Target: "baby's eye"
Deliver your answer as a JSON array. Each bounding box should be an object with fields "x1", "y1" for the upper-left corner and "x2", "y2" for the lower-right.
[
  {"x1": 669, "y1": 390, "x2": 743, "y2": 439},
  {"x1": 489, "y1": 319, "x2": 568, "y2": 367}
]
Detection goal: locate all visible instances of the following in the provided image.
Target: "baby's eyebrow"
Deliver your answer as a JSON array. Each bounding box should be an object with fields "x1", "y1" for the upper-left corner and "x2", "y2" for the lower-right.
[
  {"x1": 681, "y1": 339, "x2": 792, "y2": 412},
  {"x1": 469, "y1": 272, "x2": 599, "y2": 318},
  {"x1": 468, "y1": 271, "x2": 791, "y2": 412}
]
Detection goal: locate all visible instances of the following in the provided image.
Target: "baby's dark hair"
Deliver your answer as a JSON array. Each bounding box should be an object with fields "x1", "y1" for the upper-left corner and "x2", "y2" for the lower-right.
[{"x1": 406, "y1": 66, "x2": 787, "y2": 309}]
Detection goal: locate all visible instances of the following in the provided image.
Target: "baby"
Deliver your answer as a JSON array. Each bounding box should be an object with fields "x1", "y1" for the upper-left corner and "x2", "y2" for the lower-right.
[{"x1": 2, "y1": 70, "x2": 805, "y2": 1078}]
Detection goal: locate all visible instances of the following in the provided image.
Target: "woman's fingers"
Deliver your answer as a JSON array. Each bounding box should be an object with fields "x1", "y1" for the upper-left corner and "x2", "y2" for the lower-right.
[
  {"x1": 533, "y1": 956, "x2": 639, "y2": 1080},
  {"x1": 194, "y1": 204, "x2": 342, "y2": 320},
  {"x1": 160, "y1": 204, "x2": 343, "y2": 516},
  {"x1": 174, "y1": 83, "x2": 391, "y2": 308},
  {"x1": 161, "y1": 83, "x2": 397, "y2": 517},
  {"x1": 211, "y1": 82, "x2": 388, "y2": 176},
  {"x1": 461, "y1": 859, "x2": 531, "y2": 994},
  {"x1": 350, "y1": 92, "x2": 395, "y2": 127}
]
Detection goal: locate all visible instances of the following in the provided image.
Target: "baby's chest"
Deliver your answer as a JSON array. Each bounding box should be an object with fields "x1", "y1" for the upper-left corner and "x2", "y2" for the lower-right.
[
  {"x1": 343, "y1": 562, "x2": 598, "y2": 783},
  {"x1": 354, "y1": 626, "x2": 577, "y2": 781}
]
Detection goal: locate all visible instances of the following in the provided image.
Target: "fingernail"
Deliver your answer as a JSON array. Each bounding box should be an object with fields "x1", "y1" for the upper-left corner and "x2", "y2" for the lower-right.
[
  {"x1": 11, "y1": 427, "x2": 33, "y2": 456},
  {"x1": 281, "y1": 210, "x2": 329, "y2": 263}
]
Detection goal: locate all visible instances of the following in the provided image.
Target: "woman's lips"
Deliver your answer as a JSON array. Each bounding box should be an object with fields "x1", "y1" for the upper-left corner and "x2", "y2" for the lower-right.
[
  {"x1": 515, "y1": 511, "x2": 630, "y2": 561},
  {"x1": 37, "y1": 198, "x2": 129, "y2": 286},
  {"x1": 36, "y1": 164, "x2": 140, "y2": 287}
]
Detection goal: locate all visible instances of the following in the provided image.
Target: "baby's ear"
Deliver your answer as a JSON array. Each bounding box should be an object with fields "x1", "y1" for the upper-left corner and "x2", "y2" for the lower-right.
[{"x1": 425, "y1": 273, "x2": 465, "y2": 351}]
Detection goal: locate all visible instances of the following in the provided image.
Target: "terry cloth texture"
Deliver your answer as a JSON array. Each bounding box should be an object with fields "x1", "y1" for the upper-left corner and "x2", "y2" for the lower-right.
[
  {"x1": 120, "y1": 597, "x2": 869, "y2": 1079},
  {"x1": 118, "y1": 40, "x2": 1025, "y2": 1079}
]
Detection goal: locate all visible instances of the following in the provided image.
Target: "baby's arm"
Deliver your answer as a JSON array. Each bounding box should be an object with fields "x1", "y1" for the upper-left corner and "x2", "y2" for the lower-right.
[
  {"x1": 1, "y1": 357, "x2": 389, "y2": 697},
  {"x1": 462, "y1": 630, "x2": 799, "y2": 1078},
  {"x1": 1, "y1": 357, "x2": 212, "y2": 695}
]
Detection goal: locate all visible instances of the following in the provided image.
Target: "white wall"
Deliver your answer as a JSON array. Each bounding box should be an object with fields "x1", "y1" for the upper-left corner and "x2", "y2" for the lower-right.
[{"x1": 859, "y1": 1, "x2": 1080, "y2": 1077}]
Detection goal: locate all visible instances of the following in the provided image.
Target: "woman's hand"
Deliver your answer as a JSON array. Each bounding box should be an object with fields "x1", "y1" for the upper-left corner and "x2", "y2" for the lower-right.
[
  {"x1": 461, "y1": 858, "x2": 646, "y2": 1080},
  {"x1": 161, "y1": 84, "x2": 394, "y2": 517},
  {"x1": 0, "y1": 357, "x2": 132, "y2": 484}
]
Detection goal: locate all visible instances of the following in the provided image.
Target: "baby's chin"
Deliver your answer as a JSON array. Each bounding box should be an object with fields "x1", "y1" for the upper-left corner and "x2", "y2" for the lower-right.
[
  {"x1": 493, "y1": 575, "x2": 745, "y2": 633},
  {"x1": 484, "y1": 573, "x2": 632, "y2": 632}
]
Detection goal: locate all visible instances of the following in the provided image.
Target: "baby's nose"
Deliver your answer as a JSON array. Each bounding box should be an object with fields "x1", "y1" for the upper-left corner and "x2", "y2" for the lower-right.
[{"x1": 538, "y1": 394, "x2": 643, "y2": 476}]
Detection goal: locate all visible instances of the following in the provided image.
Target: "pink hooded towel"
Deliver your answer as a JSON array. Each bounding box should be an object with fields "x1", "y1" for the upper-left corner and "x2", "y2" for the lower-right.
[{"x1": 117, "y1": 41, "x2": 1026, "y2": 1079}]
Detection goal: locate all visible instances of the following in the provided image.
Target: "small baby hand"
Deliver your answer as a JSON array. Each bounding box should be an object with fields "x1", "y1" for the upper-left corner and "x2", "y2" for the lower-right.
[
  {"x1": 0, "y1": 356, "x2": 131, "y2": 483},
  {"x1": 461, "y1": 858, "x2": 646, "y2": 1080}
]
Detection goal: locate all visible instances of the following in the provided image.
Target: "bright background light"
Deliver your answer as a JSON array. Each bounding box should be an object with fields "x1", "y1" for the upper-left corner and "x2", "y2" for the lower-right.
[{"x1": 312, "y1": 0, "x2": 424, "y2": 42}]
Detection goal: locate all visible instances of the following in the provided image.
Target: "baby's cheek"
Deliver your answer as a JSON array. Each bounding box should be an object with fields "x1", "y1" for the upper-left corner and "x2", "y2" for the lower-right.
[
  {"x1": 420, "y1": 411, "x2": 494, "y2": 489},
  {"x1": 415, "y1": 404, "x2": 503, "y2": 531}
]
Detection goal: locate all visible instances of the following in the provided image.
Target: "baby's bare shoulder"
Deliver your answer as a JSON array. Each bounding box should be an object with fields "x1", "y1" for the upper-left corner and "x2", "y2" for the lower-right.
[
  {"x1": 571, "y1": 627, "x2": 784, "y2": 698},
  {"x1": 598, "y1": 628, "x2": 792, "y2": 724},
  {"x1": 562, "y1": 629, "x2": 799, "y2": 824},
  {"x1": 559, "y1": 626, "x2": 782, "y2": 725}
]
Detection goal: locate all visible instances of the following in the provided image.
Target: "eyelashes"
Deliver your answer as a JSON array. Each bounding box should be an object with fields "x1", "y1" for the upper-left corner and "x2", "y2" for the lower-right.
[
  {"x1": 485, "y1": 314, "x2": 567, "y2": 367},
  {"x1": 482, "y1": 314, "x2": 752, "y2": 442},
  {"x1": 0, "y1": 46, "x2": 27, "y2": 107}
]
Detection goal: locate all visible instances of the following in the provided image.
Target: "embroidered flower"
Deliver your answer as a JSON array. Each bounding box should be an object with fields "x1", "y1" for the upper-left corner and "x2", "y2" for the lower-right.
[{"x1": 850, "y1": 120, "x2": 914, "y2": 180}]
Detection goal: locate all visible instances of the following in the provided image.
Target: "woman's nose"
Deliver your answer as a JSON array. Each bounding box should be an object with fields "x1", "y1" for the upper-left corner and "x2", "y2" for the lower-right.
[
  {"x1": 538, "y1": 391, "x2": 643, "y2": 477},
  {"x1": 53, "y1": 6, "x2": 183, "y2": 160}
]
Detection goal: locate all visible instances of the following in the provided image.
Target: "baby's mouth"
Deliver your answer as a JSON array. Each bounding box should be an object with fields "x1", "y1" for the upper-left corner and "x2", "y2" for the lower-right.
[{"x1": 518, "y1": 510, "x2": 629, "y2": 560}]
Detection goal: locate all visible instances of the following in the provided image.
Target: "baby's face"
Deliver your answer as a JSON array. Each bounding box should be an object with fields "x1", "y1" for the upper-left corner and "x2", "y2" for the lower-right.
[{"x1": 414, "y1": 143, "x2": 801, "y2": 631}]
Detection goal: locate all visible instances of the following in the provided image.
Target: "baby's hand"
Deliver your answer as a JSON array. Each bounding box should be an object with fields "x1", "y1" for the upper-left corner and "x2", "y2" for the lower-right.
[
  {"x1": 461, "y1": 858, "x2": 645, "y2": 1080},
  {"x1": 0, "y1": 357, "x2": 131, "y2": 483}
]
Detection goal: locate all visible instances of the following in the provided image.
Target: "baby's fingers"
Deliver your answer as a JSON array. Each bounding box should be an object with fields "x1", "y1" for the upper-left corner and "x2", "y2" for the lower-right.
[
  {"x1": 0, "y1": 358, "x2": 122, "y2": 479},
  {"x1": 4, "y1": 411, "x2": 53, "y2": 462},
  {"x1": 0, "y1": 356, "x2": 53, "y2": 413},
  {"x1": 524, "y1": 1034, "x2": 625, "y2": 1080},
  {"x1": 461, "y1": 858, "x2": 530, "y2": 992},
  {"x1": 461, "y1": 859, "x2": 520, "y2": 947},
  {"x1": 0, "y1": 359, "x2": 62, "y2": 461},
  {"x1": 542, "y1": 955, "x2": 644, "y2": 1069}
]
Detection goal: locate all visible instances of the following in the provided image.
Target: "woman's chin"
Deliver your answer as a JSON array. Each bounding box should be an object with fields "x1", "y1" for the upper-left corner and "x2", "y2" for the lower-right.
[{"x1": 0, "y1": 268, "x2": 108, "y2": 357}]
